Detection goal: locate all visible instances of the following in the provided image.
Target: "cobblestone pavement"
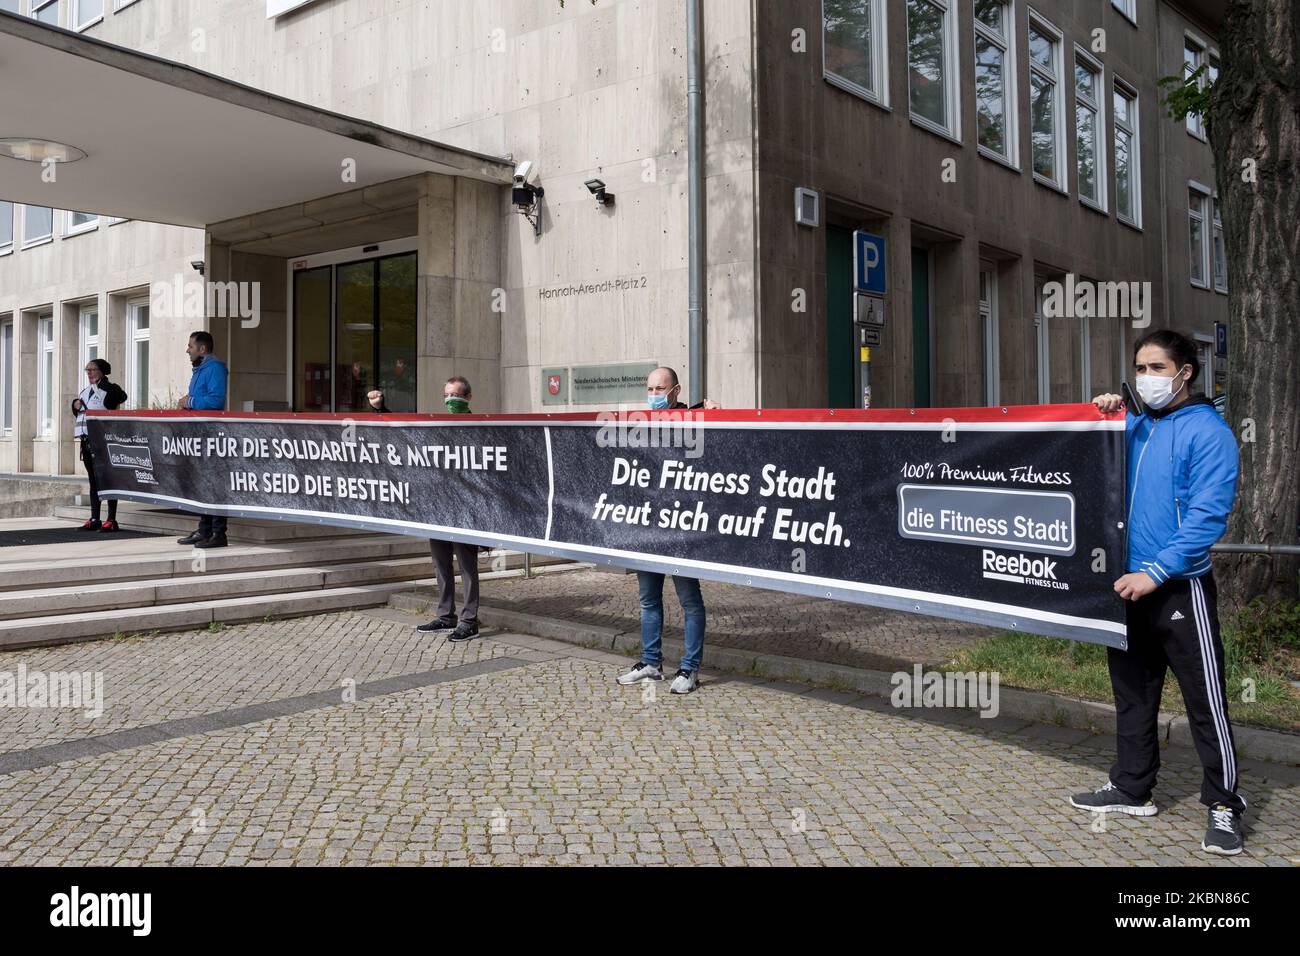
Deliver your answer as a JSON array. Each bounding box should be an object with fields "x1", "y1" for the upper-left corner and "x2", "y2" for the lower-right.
[
  {"x1": 0, "y1": 610, "x2": 1296, "y2": 866},
  {"x1": 471, "y1": 568, "x2": 995, "y2": 671}
]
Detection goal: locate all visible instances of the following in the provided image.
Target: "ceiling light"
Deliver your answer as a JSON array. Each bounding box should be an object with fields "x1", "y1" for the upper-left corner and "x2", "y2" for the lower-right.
[{"x1": 0, "y1": 138, "x2": 88, "y2": 163}]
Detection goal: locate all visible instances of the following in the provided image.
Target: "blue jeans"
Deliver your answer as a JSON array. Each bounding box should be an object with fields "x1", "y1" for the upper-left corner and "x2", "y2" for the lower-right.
[{"x1": 636, "y1": 571, "x2": 706, "y2": 672}]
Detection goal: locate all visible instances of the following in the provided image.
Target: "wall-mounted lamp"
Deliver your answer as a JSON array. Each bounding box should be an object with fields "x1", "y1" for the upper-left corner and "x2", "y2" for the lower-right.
[{"x1": 584, "y1": 178, "x2": 615, "y2": 207}]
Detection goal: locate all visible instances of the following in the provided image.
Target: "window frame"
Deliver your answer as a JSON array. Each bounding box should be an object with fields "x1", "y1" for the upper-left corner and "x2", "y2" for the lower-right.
[
  {"x1": 37, "y1": 313, "x2": 55, "y2": 438},
  {"x1": 822, "y1": 0, "x2": 891, "y2": 110},
  {"x1": 127, "y1": 298, "x2": 150, "y2": 410},
  {"x1": 65, "y1": 210, "x2": 99, "y2": 236},
  {"x1": 72, "y1": 0, "x2": 103, "y2": 30},
  {"x1": 1188, "y1": 181, "x2": 1212, "y2": 289},
  {"x1": 1113, "y1": 77, "x2": 1142, "y2": 229},
  {"x1": 1211, "y1": 195, "x2": 1227, "y2": 293},
  {"x1": 1184, "y1": 33, "x2": 1208, "y2": 140},
  {"x1": 1027, "y1": 10, "x2": 1068, "y2": 194},
  {"x1": 979, "y1": 262, "x2": 1001, "y2": 406},
  {"x1": 1111, "y1": 0, "x2": 1137, "y2": 26},
  {"x1": 1074, "y1": 46, "x2": 1108, "y2": 214},
  {"x1": 21, "y1": 205, "x2": 54, "y2": 248},
  {"x1": 973, "y1": 0, "x2": 1020, "y2": 169},
  {"x1": 0, "y1": 319, "x2": 12, "y2": 436},
  {"x1": 0, "y1": 200, "x2": 13, "y2": 255},
  {"x1": 906, "y1": 0, "x2": 962, "y2": 143},
  {"x1": 79, "y1": 302, "x2": 100, "y2": 375},
  {"x1": 31, "y1": 0, "x2": 58, "y2": 25}
]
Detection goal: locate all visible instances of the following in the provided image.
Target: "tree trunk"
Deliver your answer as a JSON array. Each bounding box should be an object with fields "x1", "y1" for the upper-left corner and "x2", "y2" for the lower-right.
[{"x1": 1209, "y1": 0, "x2": 1300, "y2": 612}]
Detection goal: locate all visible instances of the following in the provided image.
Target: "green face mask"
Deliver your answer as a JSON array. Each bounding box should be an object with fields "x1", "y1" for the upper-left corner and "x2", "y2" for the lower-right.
[{"x1": 444, "y1": 397, "x2": 470, "y2": 414}]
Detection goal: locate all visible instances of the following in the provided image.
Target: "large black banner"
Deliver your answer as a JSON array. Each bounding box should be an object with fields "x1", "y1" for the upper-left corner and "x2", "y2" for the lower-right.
[{"x1": 88, "y1": 405, "x2": 1128, "y2": 647}]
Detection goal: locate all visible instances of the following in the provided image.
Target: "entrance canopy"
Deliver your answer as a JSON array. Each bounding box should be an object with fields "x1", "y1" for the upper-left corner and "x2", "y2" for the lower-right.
[{"x1": 0, "y1": 12, "x2": 513, "y2": 228}]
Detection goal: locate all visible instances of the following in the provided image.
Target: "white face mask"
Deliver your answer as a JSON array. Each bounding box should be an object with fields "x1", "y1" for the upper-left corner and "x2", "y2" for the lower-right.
[{"x1": 1135, "y1": 367, "x2": 1189, "y2": 410}]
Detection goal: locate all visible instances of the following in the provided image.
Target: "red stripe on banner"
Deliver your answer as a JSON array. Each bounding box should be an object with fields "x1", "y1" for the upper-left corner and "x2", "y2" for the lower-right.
[{"x1": 90, "y1": 403, "x2": 1123, "y2": 425}]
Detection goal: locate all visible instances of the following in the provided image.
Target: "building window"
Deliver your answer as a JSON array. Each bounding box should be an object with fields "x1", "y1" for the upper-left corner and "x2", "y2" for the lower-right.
[
  {"x1": 0, "y1": 201, "x2": 12, "y2": 252},
  {"x1": 38, "y1": 315, "x2": 54, "y2": 437},
  {"x1": 823, "y1": 0, "x2": 888, "y2": 106},
  {"x1": 1114, "y1": 81, "x2": 1141, "y2": 226},
  {"x1": 0, "y1": 0, "x2": 17, "y2": 14},
  {"x1": 1212, "y1": 197, "x2": 1227, "y2": 292},
  {"x1": 67, "y1": 211, "x2": 98, "y2": 235},
  {"x1": 0, "y1": 320, "x2": 12, "y2": 434},
  {"x1": 80, "y1": 304, "x2": 100, "y2": 372},
  {"x1": 31, "y1": 0, "x2": 58, "y2": 25},
  {"x1": 1028, "y1": 15, "x2": 1066, "y2": 190},
  {"x1": 114, "y1": 0, "x2": 143, "y2": 10},
  {"x1": 73, "y1": 0, "x2": 102, "y2": 29},
  {"x1": 1075, "y1": 50, "x2": 1106, "y2": 211},
  {"x1": 907, "y1": 0, "x2": 959, "y2": 138},
  {"x1": 22, "y1": 205, "x2": 53, "y2": 246},
  {"x1": 1188, "y1": 185, "x2": 1211, "y2": 288},
  {"x1": 1184, "y1": 35, "x2": 1207, "y2": 139},
  {"x1": 128, "y1": 299, "x2": 150, "y2": 409},
  {"x1": 979, "y1": 263, "x2": 1000, "y2": 405},
  {"x1": 973, "y1": 0, "x2": 1017, "y2": 164},
  {"x1": 1111, "y1": 0, "x2": 1137, "y2": 23}
]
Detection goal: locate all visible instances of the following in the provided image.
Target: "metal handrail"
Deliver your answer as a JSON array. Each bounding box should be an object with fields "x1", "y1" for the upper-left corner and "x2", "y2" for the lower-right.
[{"x1": 1212, "y1": 543, "x2": 1300, "y2": 555}]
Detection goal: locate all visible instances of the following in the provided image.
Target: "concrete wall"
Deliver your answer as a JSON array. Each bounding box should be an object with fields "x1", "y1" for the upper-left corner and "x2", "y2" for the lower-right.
[{"x1": 27, "y1": 0, "x2": 757, "y2": 414}]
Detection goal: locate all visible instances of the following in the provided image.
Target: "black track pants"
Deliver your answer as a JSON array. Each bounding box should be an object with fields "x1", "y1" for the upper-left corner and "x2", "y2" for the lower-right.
[{"x1": 1107, "y1": 573, "x2": 1245, "y2": 811}]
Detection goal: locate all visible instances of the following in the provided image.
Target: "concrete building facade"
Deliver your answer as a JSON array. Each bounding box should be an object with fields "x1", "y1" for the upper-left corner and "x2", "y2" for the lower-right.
[{"x1": 0, "y1": 0, "x2": 1228, "y2": 478}]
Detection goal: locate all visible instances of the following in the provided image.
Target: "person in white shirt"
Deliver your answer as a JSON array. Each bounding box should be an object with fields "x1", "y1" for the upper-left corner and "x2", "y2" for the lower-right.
[{"x1": 72, "y1": 358, "x2": 128, "y2": 532}]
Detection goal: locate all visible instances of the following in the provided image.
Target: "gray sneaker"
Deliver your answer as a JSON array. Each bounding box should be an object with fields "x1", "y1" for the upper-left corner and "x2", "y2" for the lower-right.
[
  {"x1": 1069, "y1": 781, "x2": 1158, "y2": 816},
  {"x1": 616, "y1": 662, "x2": 663, "y2": 685},
  {"x1": 1202, "y1": 804, "x2": 1244, "y2": 855}
]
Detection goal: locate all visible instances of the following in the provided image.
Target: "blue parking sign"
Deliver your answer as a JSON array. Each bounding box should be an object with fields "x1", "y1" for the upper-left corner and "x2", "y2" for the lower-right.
[
  {"x1": 1215, "y1": 322, "x2": 1227, "y2": 357},
  {"x1": 854, "y1": 231, "x2": 887, "y2": 296}
]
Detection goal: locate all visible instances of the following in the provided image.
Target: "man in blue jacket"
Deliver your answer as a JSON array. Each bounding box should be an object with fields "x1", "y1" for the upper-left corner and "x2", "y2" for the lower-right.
[
  {"x1": 1073, "y1": 330, "x2": 1245, "y2": 856},
  {"x1": 176, "y1": 331, "x2": 230, "y2": 549}
]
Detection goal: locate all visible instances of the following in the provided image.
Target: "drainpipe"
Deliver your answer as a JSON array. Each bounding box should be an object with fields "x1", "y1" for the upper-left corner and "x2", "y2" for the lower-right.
[{"x1": 687, "y1": 0, "x2": 705, "y2": 406}]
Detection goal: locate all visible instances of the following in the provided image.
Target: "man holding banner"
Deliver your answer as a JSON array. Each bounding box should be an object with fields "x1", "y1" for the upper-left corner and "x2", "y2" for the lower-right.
[
  {"x1": 176, "y1": 331, "x2": 229, "y2": 549},
  {"x1": 1072, "y1": 330, "x2": 1245, "y2": 856},
  {"x1": 616, "y1": 367, "x2": 718, "y2": 695}
]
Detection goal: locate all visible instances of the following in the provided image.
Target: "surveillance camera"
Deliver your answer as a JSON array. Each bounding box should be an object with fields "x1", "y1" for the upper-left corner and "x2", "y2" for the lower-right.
[
  {"x1": 190, "y1": 259, "x2": 205, "y2": 275},
  {"x1": 513, "y1": 160, "x2": 534, "y2": 186}
]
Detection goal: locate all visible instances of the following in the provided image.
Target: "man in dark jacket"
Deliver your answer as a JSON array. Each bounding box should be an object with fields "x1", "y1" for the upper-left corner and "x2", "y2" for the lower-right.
[
  {"x1": 369, "y1": 376, "x2": 482, "y2": 642},
  {"x1": 72, "y1": 358, "x2": 128, "y2": 532}
]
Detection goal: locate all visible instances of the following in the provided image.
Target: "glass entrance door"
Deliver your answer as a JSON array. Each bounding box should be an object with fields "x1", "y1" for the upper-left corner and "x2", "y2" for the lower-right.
[{"x1": 292, "y1": 250, "x2": 417, "y2": 412}]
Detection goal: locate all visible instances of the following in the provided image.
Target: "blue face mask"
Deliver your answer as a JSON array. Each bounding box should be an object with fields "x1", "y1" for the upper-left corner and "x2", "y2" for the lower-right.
[{"x1": 648, "y1": 392, "x2": 671, "y2": 410}]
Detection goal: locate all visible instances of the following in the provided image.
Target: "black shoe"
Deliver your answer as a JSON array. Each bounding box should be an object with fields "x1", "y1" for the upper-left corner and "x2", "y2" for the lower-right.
[
  {"x1": 194, "y1": 534, "x2": 228, "y2": 549},
  {"x1": 415, "y1": 614, "x2": 457, "y2": 634},
  {"x1": 448, "y1": 620, "x2": 480, "y2": 642},
  {"x1": 1202, "y1": 804, "x2": 1244, "y2": 855},
  {"x1": 177, "y1": 531, "x2": 206, "y2": 545},
  {"x1": 1069, "y1": 781, "x2": 1158, "y2": 816}
]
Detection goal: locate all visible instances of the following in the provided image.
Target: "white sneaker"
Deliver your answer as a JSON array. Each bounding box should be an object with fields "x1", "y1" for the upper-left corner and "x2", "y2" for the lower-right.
[
  {"x1": 616, "y1": 661, "x2": 663, "y2": 685},
  {"x1": 669, "y1": 669, "x2": 700, "y2": 694}
]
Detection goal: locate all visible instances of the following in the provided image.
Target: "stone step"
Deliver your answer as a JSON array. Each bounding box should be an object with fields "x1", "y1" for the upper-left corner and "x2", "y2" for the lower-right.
[
  {"x1": 0, "y1": 578, "x2": 439, "y2": 650},
  {"x1": 53, "y1": 503, "x2": 354, "y2": 543},
  {"x1": 0, "y1": 557, "x2": 434, "y2": 620},
  {"x1": 0, "y1": 535, "x2": 432, "y2": 591}
]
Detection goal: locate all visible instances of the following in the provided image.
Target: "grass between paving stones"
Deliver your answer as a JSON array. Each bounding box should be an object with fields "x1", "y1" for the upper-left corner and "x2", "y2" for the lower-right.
[{"x1": 948, "y1": 600, "x2": 1300, "y2": 733}]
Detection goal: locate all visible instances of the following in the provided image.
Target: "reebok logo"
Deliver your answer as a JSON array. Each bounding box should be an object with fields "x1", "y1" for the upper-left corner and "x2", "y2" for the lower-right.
[{"x1": 1171, "y1": 610, "x2": 1185, "y2": 621}]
